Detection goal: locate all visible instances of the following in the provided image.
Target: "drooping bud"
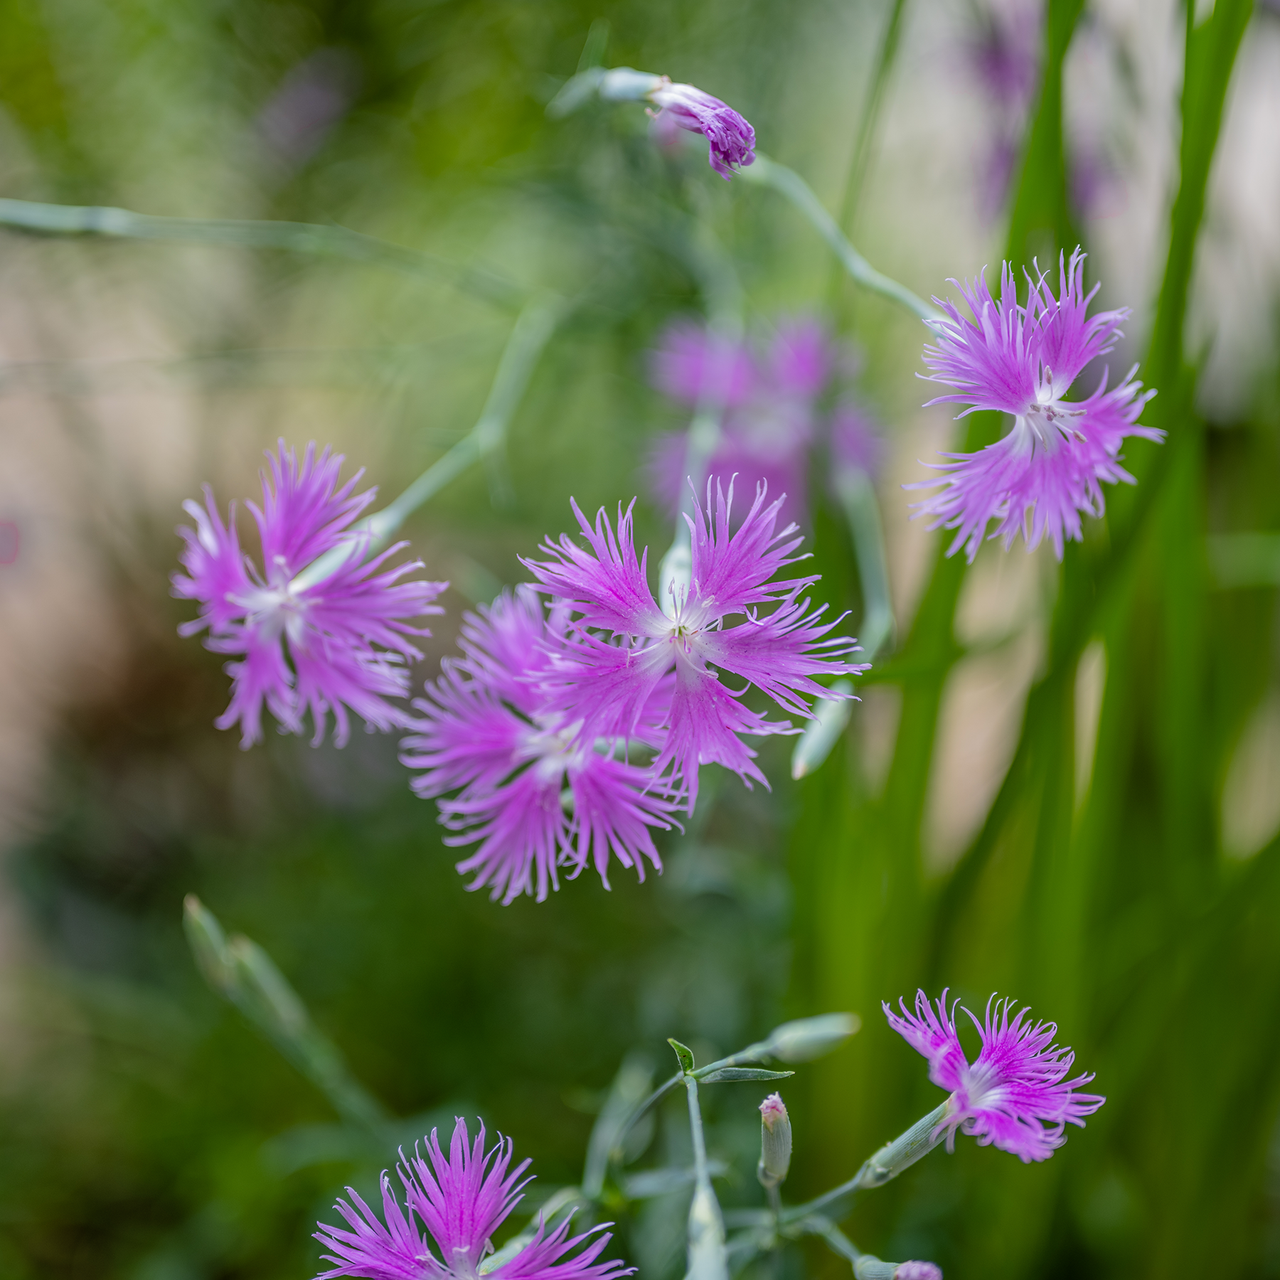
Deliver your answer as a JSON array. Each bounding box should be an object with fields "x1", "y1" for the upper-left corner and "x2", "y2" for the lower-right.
[
  {"x1": 756, "y1": 1092, "x2": 792, "y2": 1188},
  {"x1": 646, "y1": 79, "x2": 756, "y2": 179}
]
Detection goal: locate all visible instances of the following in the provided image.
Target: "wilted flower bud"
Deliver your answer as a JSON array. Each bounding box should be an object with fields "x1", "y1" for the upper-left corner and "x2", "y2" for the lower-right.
[
  {"x1": 757, "y1": 1092, "x2": 792, "y2": 1188},
  {"x1": 764, "y1": 1012, "x2": 860, "y2": 1062}
]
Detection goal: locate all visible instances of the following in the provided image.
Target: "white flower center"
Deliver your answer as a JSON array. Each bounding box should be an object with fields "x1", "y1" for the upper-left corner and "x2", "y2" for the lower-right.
[
  {"x1": 232, "y1": 557, "x2": 312, "y2": 644},
  {"x1": 1011, "y1": 386, "x2": 1086, "y2": 458}
]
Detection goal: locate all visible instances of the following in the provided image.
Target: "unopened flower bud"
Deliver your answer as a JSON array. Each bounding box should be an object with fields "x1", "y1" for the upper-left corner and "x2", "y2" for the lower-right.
[
  {"x1": 757, "y1": 1093, "x2": 792, "y2": 1188},
  {"x1": 854, "y1": 1259, "x2": 942, "y2": 1280},
  {"x1": 895, "y1": 1264, "x2": 942, "y2": 1280},
  {"x1": 764, "y1": 1012, "x2": 860, "y2": 1063}
]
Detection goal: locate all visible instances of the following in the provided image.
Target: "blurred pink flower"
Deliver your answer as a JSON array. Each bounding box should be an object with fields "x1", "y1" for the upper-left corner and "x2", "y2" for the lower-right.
[{"x1": 647, "y1": 318, "x2": 847, "y2": 529}]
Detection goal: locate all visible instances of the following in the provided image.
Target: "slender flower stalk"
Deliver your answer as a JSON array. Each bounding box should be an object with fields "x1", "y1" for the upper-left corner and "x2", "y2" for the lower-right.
[
  {"x1": 884, "y1": 989, "x2": 1106, "y2": 1162},
  {"x1": 909, "y1": 249, "x2": 1161, "y2": 561},
  {"x1": 173, "y1": 442, "x2": 444, "y2": 747},
  {"x1": 550, "y1": 66, "x2": 755, "y2": 180},
  {"x1": 524, "y1": 480, "x2": 866, "y2": 810},
  {"x1": 401, "y1": 587, "x2": 675, "y2": 904},
  {"x1": 737, "y1": 155, "x2": 939, "y2": 323},
  {"x1": 314, "y1": 1118, "x2": 633, "y2": 1280}
]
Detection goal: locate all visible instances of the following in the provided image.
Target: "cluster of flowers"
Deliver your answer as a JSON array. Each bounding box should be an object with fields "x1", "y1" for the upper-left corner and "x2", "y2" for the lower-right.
[
  {"x1": 176, "y1": 451, "x2": 864, "y2": 903},
  {"x1": 646, "y1": 316, "x2": 881, "y2": 531},
  {"x1": 406, "y1": 481, "x2": 864, "y2": 901},
  {"x1": 311, "y1": 989, "x2": 1103, "y2": 1279},
  {"x1": 174, "y1": 254, "x2": 1158, "y2": 897}
]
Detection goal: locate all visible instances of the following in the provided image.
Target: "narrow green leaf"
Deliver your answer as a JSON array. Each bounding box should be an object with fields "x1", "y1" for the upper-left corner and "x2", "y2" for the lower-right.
[{"x1": 696, "y1": 1067, "x2": 795, "y2": 1084}]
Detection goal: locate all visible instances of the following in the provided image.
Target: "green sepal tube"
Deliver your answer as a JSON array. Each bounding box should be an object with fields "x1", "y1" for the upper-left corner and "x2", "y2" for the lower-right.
[{"x1": 757, "y1": 1092, "x2": 792, "y2": 1188}]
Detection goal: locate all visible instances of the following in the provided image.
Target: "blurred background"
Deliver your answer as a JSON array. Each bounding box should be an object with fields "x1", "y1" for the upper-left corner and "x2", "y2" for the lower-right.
[{"x1": 1, "y1": 0, "x2": 1279, "y2": 1276}]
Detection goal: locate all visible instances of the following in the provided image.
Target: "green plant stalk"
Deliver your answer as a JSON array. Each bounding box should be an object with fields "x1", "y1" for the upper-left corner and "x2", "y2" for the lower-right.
[
  {"x1": 782, "y1": 1101, "x2": 949, "y2": 1225},
  {"x1": 291, "y1": 295, "x2": 562, "y2": 589},
  {"x1": 183, "y1": 896, "x2": 389, "y2": 1137},
  {"x1": 683, "y1": 1075, "x2": 729, "y2": 1280},
  {"x1": 836, "y1": 0, "x2": 909, "y2": 239},
  {"x1": 0, "y1": 196, "x2": 522, "y2": 307},
  {"x1": 834, "y1": 469, "x2": 895, "y2": 661},
  {"x1": 792, "y1": 0, "x2": 1087, "y2": 1215},
  {"x1": 658, "y1": 214, "x2": 743, "y2": 610},
  {"x1": 739, "y1": 154, "x2": 938, "y2": 323}
]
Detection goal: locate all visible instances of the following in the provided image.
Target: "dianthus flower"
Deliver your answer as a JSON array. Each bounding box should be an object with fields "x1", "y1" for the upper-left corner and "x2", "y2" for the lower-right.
[
  {"x1": 647, "y1": 318, "x2": 838, "y2": 529},
  {"x1": 909, "y1": 249, "x2": 1161, "y2": 561},
  {"x1": 173, "y1": 441, "x2": 443, "y2": 748},
  {"x1": 648, "y1": 78, "x2": 756, "y2": 179},
  {"x1": 524, "y1": 480, "x2": 866, "y2": 810},
  {"x1": 315, "y1": 1117, "x2": 632, "y2": 1280},
  {"x1": 884, "y1": 989, "x2": 1106, "y2": 1163},
  {"x1": 401, "y1": 587, "x2": 674, "y2": 904}
]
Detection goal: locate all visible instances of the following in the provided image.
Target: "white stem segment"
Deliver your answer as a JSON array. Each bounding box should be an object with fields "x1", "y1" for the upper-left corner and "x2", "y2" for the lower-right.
[
  {"x1": 738, "y1": 155, "x2": 941, "y2": 324},
  {"x1": 684, "y1": 1076, "x2": 729, "y2": 1280}
]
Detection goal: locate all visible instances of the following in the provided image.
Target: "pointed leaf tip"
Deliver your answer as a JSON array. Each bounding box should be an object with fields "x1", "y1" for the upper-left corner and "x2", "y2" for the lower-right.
[{"x1": 668, "y1": 1038, "x2": 695, "y2": 1074}]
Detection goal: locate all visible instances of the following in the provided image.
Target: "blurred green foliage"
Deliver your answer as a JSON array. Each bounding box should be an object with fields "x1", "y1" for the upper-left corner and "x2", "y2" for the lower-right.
[{"x1": 1, "y1": 0, "x2": 1279, "y2": 1278}]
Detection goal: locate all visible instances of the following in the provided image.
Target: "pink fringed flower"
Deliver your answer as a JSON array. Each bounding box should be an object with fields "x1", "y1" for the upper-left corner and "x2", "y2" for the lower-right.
[
  {"x1": 524, "y1": 481, "x2": 866, "y2": 811},
  {"x1": 648, "y1": 79, "x2": 755, "y2": 179},
  {"x1": 909, "y1": 249, "x2": 1161, "y2": 561},
  {"x1": 401, "y1": 587, "x2": 675, "y2": 904},
  {"x1": 315, "y1": 1117, "x2": 632, "y2": 1280},
  {"x1": 884, "y1": 989, "x2": 1106, "y2": 1163},
  {"x1": 174, "y1": 441, "x2": 444, "y2": 748}
]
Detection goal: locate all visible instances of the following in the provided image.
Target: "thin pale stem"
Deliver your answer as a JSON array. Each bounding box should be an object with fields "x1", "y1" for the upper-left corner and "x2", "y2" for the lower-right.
[
  {"x1": 291, "y1": 295, "x2": 562, "y2": 589},
  {"x1": 658, "y1": 208, "x2": 743, "y2": 612},
  {"x1": 835, "y1": 0, "x2": 909, "y2": 240},
  {"x1": 684, "y1": 1074, "x2": 729, "y2": 1280},
  {"x1": 0, "y1": 196, "x2": 523, "y2": 308},
  {"x1": 835, "y1": 469, "x2": 896, "y2": 660},
  {"x1": 781, "y1": 1100, "x2": 950, "y2": 1224},
  {"x1": 740, "y1": 155, "x2": 940, "y2": 324}
]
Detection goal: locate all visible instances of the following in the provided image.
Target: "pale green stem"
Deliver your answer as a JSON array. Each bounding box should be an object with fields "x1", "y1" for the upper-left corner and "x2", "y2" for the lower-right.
[
  {"x1": 183, "y1": 895, "x2": 389, "y2": 1138},
  {"x1": 739, "y1": 156, "x2": 940, "y2": 324},
  {"x1": 835, "y1": 469, "x2": 896, "y2": 661},
  {"x1": 789, "y1": 469, "x2": 893, "y2": 780},
  {"x1": 658, "y1": 216, "x2": 744, "y2": 613},
  {"x1": 0, "y1": 196, "x2": 522, "y2": 307},
  {"x1": 291, "y1": 295, "x2": 562, "y2": 590},
  {"x1": 782, "y1": 1100, "x2": 951, "y2": 1224},
  {"x1": 683, "y1": 1075, "x2": 729, "y2": 1280},
  {"x1": 835, "y1": 0, "x2": 909, "y2": 239},
  {"x1": 790, "y1": 680, "x2": 854, "y2": 781}
]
